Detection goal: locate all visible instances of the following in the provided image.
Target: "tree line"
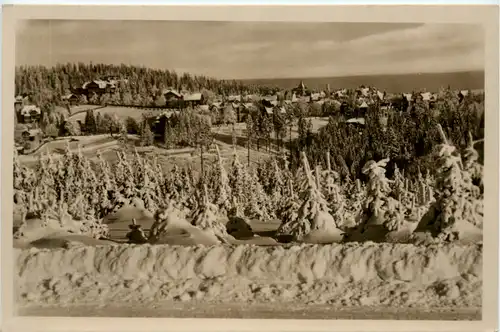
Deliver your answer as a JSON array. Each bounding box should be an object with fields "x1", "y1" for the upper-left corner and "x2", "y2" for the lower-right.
[{"x1": 15, "y1": 63, "x2": 281, "y2": 110}]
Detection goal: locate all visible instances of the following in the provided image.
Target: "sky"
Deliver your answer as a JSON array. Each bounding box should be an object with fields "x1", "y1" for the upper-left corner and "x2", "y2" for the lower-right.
[{"x1": 15, "y1": 20, "x2": 484, "y2": 79}]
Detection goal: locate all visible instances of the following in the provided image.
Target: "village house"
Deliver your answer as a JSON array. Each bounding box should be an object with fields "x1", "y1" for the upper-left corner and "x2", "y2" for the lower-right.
[
  {"x1": 403, "y1": 93, "x2": 413, "y2": 103},
  {"x1": 163, "y1": 89, "x2": 183, "y2": 108},
  {"x1": 164, "y1": 89, "x2": 182, "y2": 101},
  {"x1": 237, "y1": 103, "x2": 257, "y2": 122},
  {"x1": 183, "y1": 92, "x2": 205, "y2": 108},
  {"x1": 14, "y1": 94, "x2": 30, "y2": 114},
  {"x1": 262, "y1": 105, "x2": 287, "y2": 119},
  {"x1": 18, "y1": 105, "x2": 41, "y2": 124},
  {"x1": 62, "y1": 93, "x2": 80, "y2": 106},
  {"x1": 421, "y1": 92, "x2": 432, "y2": 102},
  {"x1": 82, "y1": 79, "x2": 117, "y2": 96},
  {"x1": 351, "y1": 101, "x2": 368, "y2": 118},
  {"x1": 18, "y1": 128, "x2": 43, "y2": 154},
  {"x1": 262, "y1": 95, "x2": 278, "y2": 108},
  {"x1": 162, "y1": 89, "x2": 206, "y2": 108},
  {"x1": 310, "y1": 93, "x2": 321, "y2": 102},
  {"x1": 334, "y1": 89, "x2": 347, "y2": 99}
]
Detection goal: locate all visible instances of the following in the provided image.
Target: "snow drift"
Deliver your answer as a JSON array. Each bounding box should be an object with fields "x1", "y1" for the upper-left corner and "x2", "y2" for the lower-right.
[
  {"x1": 16, "y1": 243, "x2": 482, "y2": 284},
  {"x1": 15, "y1": 243, "x2": 482, "y2": 309}
]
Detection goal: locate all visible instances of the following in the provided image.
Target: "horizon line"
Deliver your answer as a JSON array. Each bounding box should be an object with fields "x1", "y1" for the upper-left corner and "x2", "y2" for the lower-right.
[{"x1": 229, "y1": 69, "x2": 485, "y2": 82}]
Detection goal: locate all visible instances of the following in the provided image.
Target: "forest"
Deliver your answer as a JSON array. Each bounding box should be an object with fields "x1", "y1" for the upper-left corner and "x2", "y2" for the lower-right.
[{"x1": 15, "y1": 63, "x2": 280, "y2": 110}]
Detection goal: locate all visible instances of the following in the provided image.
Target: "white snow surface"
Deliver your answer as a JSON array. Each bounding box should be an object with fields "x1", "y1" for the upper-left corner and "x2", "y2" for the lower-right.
[{"x1": 15, "y1": 242, "x2": 482, "y2": 309}]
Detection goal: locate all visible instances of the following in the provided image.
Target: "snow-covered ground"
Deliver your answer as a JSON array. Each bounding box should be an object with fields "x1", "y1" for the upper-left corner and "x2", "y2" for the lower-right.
[{"x1": 15, "y1": 241, "x2": 482, "y2": 319}]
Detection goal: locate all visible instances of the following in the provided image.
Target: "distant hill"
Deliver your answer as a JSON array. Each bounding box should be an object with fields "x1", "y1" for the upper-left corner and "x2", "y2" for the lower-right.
[{"x1": 238, "y1": 71, "x2": 484, "y2": 94}]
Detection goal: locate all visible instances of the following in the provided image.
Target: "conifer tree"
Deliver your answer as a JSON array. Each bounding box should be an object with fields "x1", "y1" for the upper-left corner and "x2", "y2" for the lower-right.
[
  {"x1": 84, "y1": 109, "x2": 97, "y2": 134},
  {"x1": 190, "y1": 184, "x2": 230, "y2": 243},
  {"x1": 214, "y1": 145, "x2": 232, "y2": 214},
  {"x1": 361, "y1": 158, "x2": 406, "y2": 233},
  {"x1": 140, "y1": 118, "x2": 155, "y2": 146},
  {"x1": 246, "y1": 113, "x2": 254, "y2": 167},
  {"x1": 276, "y1": 152, "x2": 344, "y2": 242},
  {"x1": 429, "y1": 124, "x2": 483, "y2": 240}
]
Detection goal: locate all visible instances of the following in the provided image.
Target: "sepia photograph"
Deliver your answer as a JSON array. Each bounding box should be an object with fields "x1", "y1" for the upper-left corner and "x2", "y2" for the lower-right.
[{"x1": 3, "y1": 4, "x2": 498, "y2": 331}]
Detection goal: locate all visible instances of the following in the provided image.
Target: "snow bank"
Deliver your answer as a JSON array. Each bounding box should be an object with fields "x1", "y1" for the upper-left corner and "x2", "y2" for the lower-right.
[
  {"x1": 15, "y1": 243, "x2": 482, "y2": 309},
  {"x1": 16, "y1": 243, "x2": 481, "y2": 285}
]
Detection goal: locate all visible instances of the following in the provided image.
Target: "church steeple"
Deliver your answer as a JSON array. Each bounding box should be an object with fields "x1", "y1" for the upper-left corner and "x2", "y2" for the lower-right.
[{"x1": 292, "y1": 80, "x2": 308, "y2": 97}]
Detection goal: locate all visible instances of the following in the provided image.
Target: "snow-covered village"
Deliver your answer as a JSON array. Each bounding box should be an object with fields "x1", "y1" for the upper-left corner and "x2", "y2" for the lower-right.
[{"x1": 10, "y1": 18, "x2": 488, "y2": 321}]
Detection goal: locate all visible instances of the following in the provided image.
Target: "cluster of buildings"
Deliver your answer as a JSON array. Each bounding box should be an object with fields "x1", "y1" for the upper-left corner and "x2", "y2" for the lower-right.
[
  {"x1": 14, "y1": 76, "x2": 476, "y2": 154},
  {"x1": 14, "y1": 95, "x2": 43, "y2": 154},
  {"x1": 14, "y1": 95, "x2": 41, "y2": 124}
]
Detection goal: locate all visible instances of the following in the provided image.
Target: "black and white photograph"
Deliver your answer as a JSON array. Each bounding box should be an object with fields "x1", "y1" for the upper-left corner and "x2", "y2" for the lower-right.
[{"x1": 3, "y1": 4, "x2": 498, "y2": 330}]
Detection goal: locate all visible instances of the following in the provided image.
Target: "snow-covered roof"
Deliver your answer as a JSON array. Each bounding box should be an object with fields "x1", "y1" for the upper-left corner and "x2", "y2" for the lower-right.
[
  {"x1": 20, "y1": 105, "x2": 41, "y2": 116},
  {"x1": 265, "y1": 107, "x2": 274, "y2": 114},
  {"x1": 263, "y1": 95, "x2": 278, "y2": 102},
  {"x1": 163, "y1": 89, "x2": 182, "y2": 98},
  {"x1": 93, "y1": 80, "x2": 109, "y2": 89},
  {"x1": 62, "y1": 93, "x2": 78, "y2": 100},
  {"x1": 421, "y1": 92, "x2": 432, "y2": 101},
  {"x1": 359, "y1": 101, "x2": 368, "y2": 108},
  {"x1": 184, "y1": 93, "x2": 202, "y2": 101},
  {"x1": 346, "y1": 118, "x2": 366, "y2": 125}
]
